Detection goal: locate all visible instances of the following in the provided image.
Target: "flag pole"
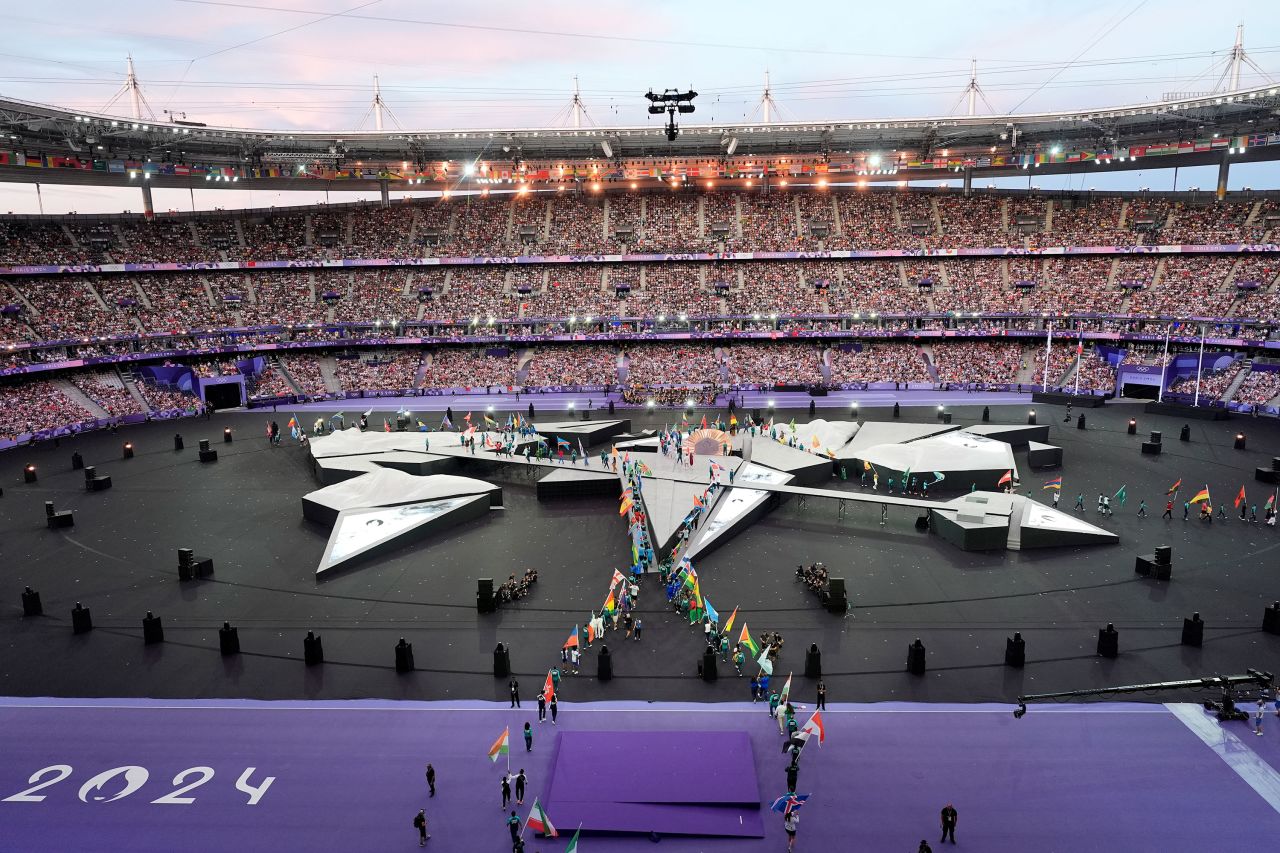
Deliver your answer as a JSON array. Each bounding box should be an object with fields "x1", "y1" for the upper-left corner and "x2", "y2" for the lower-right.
[
  {"x1": 1157, "y1": 325, "x2": 1170, "y2": 403},
  {"x1": 1192, "y1": 323, "x2": 1205, "y2": 408},
  {"x1": 1073, "y1": 333, "x2": 1083, "y2": 397},
  {"x1": 1041, "y1": 322, "x2": 1053, "y2": 392}
]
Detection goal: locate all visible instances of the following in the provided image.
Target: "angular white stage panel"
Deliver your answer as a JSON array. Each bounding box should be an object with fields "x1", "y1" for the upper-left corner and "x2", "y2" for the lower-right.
[
  {"x1": 861, "y1": 431, "x2": 1017, "y2": 491},
  {"x1": 1026, "y1": 440, "x2": 1063, "y2": 469},
  {"x1": 638, "y1": 478, "x2": 723, "y2": 554},
  {"x1": 613, "y1": 436, "x2": 661, "y2": 453},
  {"x1": 310, "y1": 427, "x2": 428, "y2": 459},
  {"x1": 1017, "y1": 498, "x2": 1118, "y2": 549},
  {"x1": 313, "y1": 453, "x2": 387, "y2": 485},
  {"x1": 531, "y1": 419, "x2": 632, "y2": 447},
  {"x1": 836, "y1": 421, "x2": 959, "y2": 461},
  {"x1": 961, "y1": 423, "x2": 1051, "y2": 447},
  {"x1": 641, "y1": 452, "x2": 743, "y2": 485},
  {"x1": 369, "y1": 451, "x2": 458, "y2": 476},
  {"x1": 745, "y1": 436, "x2": 832, "y2": 486},
  {"x1": 318, "y1": 495, "x2": 490, "y2": 576},
  {"x1": 930, "y1": 492, "x2": 1116, "y2": 551},
  {"x1": 684, "y1": 464, "x2": 794, "y2": 560},
  {"x1": 302, "y1": 469, "x2": 501, "y2": 527}
]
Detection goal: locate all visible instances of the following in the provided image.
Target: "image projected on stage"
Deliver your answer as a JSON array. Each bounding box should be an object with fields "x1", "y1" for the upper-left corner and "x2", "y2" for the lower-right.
[{"x1": 327, "y1": 498, "x2": 473, "y2": 563}]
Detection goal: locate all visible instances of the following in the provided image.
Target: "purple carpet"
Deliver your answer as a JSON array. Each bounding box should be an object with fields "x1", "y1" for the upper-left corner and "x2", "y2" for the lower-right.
[
  {"x1": 544, "y1": 731, "x2": 762, "y2": 836},
  {"x1": 2, "y1": 698, "x2": 1279, "y2": 853}
]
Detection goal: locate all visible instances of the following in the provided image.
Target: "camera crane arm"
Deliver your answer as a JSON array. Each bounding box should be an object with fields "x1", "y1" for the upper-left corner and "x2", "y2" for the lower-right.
[{"x1": 1014, "y1": 669, "x2": 1273, "y2": 720}]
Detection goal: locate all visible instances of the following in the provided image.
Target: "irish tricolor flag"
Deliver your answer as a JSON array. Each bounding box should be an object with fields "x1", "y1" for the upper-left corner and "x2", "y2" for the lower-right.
[
  {"x1": 487, "y1": 727, "x2": 510, "y2": 763},
  {"x1": 525, "y1": 797, "x2": 558, "y2": 837}
]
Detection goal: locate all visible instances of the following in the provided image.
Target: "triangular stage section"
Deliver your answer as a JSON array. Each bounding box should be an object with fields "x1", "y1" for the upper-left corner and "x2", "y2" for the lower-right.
[
  {"x1": 961, "y1": 424, "x2": 1050, "y2": 447},
  {"x1": 685, "y1": 464, "x2": 794, "y2": 560},
  {"x1": 638, "y1": 478, "x2": 723, "y2": 553},
  {"x1": 317, "y1": 494, "x2": 491, "y2": 576},
  {"x1": 1017, "y1": 498, "x2": 1118, "y2": 549},
  {"x1": 746, "y1": 437, "x2": 832, "y2": 486},
  {"x1": 530, "y1": 419, "x2": 631, "y2": 447},
  {"x1": 1026, "y1": 440, "x2": 1063, "y2": 469},
  {"x1": 837, "y1": 421, "x2": 959, "y2": 461}
]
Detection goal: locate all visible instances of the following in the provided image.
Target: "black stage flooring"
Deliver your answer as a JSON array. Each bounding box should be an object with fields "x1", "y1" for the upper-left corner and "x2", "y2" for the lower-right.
[{"x1": 1, "y1": 403, "x2": 1278, "y2": 706}]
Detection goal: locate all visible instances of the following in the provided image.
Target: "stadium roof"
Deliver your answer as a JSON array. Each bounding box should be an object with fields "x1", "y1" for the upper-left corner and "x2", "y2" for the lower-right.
[{"x1": 2, "y1": 84, "x2": 1280, "y2": 189}]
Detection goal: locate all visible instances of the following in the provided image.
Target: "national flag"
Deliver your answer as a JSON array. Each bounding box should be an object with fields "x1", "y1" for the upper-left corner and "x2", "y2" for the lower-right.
[
  {"x1": 525, "y1": 798, "x2": 558, "y2": 837},
  {"x1": 1234, "y1": 485, "x2": 1247, "y2": 509},
  {"x1": 703, "y1": 598, "x2": 719, "y2": 625},
  {"x1": 286, "y1": 415, "x2": 298, "y2": 430},
  {"x1": 563, "y1": 827, "x2": 580, "y2": 853},
  {"x1": 1113, "y1": 484, "x2": 1126, "y2": 506},
  {"x1": 729, "y1": 413, "x2": 738, "y2": 426},
  {"x1": 602, "y1": 590, "x2": 616, "y2": 613},
  {"x1": 578, "y1": 437, "x2": 586, "y2": 460},
  {"x1": 610, "y1": 568, "x2": 626, "y2": 589},
  {"x1": 440, "y1": 414, "x2": 452, "y2": 430},
  {"x1": 384, "y1": 419, "x2": 391, "y2": 433},
  {"x1": 563, "y1": 626, "x2": 579, "y2": 649},
  {"x1": 464, "y1": 412, "x2": 472, "y2": 424},
  {"x1": 488, "y1": 727, "x2": 510, "y2": 763},
  {"x1": 722, "y1": 606, "x2": 738, "y2": 638},
  {"x1": 586, "y1": 620, "x2": 596, "y2": 644},
  {"x1": 1043, "y1": 476, "x2": 1062, "y2": 490},
  {"x1": 619, "y1": 496, "x2": 633, "y2": 516},
  {"x1": 998, "y1": 470, "x2": 1013, "y2": 487},
  {"x1": 756, "y1": 646, "x2": 773, "y2": 676},
  {"x1": 557, "y1": 437, "x2": 572, "y2": 449},
  {"x1": 932, "y1": 471, "x2": 945, "y2": 484},
  {"x1": 1166, "y1": 479, "x2": 1182, "y2": 496},
  {"x1": 863, "y1": 460, "x2": 871, "y2": 471},
  {"x1": 1189, "y1": 486, "x2": 1211, "y2": 504},
  {"x1": 739, "y1": 623, "x2": 760, "y2": 657},
  {"x1": 770, "y1": 792, "x2": 811, "y2": 814},
  {"x1": 700, "y1": 415, "x2": 708, "y2": 429},
  {"x1": 542, "y1": 670, "x2": 555, "y2": 702},
  {"x1": 1266, "y1": 492, "x2": 1276, "y2": 512},
  {"x1": 778, "y1": 672, "x2": 792, "y2": 706},
  {"x1": 788, "y1": 418, "x2": 797, "y2": 433},
  {"x1": 363, "y1": 408, "x2": 373, "y2": 417},
  {"x1": 810, "y1": 435, "x2": 820, "y2": 449},
  {"x1": 799, "y1": 709, "x2": 826, "y2": 744},
  {"x1": 484, "y1": 413, "x2": 497, "y2": 427}
]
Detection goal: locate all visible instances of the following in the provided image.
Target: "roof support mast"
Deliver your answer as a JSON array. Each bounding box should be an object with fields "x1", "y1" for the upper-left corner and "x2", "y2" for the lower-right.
[
  {"x1": 373, "y1": 75, "x2": 385, "y2": 132},
  {"x1": 127, "y1": 55, "x2": 142, "y2": 120},
  {"x1": 572, "y1": 76, "x2": 586, "y2": 129},
  {"x1": 1229, "y1": 24, "x2": 1244, "y2": 91}
]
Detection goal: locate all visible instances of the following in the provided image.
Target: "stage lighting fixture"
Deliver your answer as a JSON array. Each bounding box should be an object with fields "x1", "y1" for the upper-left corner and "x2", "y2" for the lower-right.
[
  {"x1": 24, "y1": 464, "x2": 37, "y2": 483},
  {"x1": 937, "y1": 405, "x2": 945, "y2": 412},
  {"x1": 1127, "y1": 418, "x2": 1137, "y2": 435},
  {"x1": 1027, "y1": 409, "x2": 1036, "y2": 425},
  {"x1": 567, "y1": 402, "x2": 575, "y2": 410},
  {"x1": 1235, "y1": 433, "x2": 1246, "y2": 450},
  {"x1": 600, "y1": 140, "x2": 613, "y2": 159},
  {"x1": 224, "y1": 427, "x2": 233, "y2": 443},
  {"x1": 685, "y1": 400, "x2": 695, "y2": 409},
  {"x1": 767, "y1": 400, "x2": 776, "y2": 410},
  {"x1": 123, "y1": 442, "x2": 134, "y2": 459}
]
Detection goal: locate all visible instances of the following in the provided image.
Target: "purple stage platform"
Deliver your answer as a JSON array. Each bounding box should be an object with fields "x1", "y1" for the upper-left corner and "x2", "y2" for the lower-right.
[
  {"x1": 2, "y1": 698, "x2": 1279, "y2": 853},
  {"x1": 544, "y1": 731, "x2": 762, "y2": 836}
]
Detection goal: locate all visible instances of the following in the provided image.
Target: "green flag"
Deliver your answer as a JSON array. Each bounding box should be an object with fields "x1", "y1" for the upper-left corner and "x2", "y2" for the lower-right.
[
  {"x1": 1114, "y1": 485, "x2": 1127, "y2": 506},
  {"x1": 564, "y1": 827, "x2": 580, "y2": 853}
]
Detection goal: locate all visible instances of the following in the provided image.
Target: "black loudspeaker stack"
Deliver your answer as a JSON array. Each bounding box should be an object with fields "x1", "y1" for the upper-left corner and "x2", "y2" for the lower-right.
[
  {"x1": 906, "y1": 639, "x2": 926, "y2": 674},
  {"x1": 304, "y1": 631, "x2": 324, "y2": 665},
  {"x1": 701, "y1": 648, "x2": 718, "y2": 681},
  {"x1": 825, "y1": 578, "x2": 847, "y2": 614},
  {"x1": 142, "y1": 611, "x2": 164, "y2": 645},
  {"x1": 477, "y1": 578, "x2": 495, "y2": 613},
  {"x1": 395, "y1": 638, "x2": 415, "y2": 673},
  {"x1": 1181, "y1": 613, "x2": 1204, "y2": 647},
  {"x1": 1264, "y1": 602, "x2": 1280, "y2": 635},
  {"x1": 1004, "y1": 632, "x2": 1026, "y2": 667},
  {"x1": 1096, "y1": 623, "x2": 1119, "y2": 658},
  {"x1": 493, "y1": 643, "x2": 510, "y2": 677},
  {"x1": 219, "y1": 622, "x2": 240, "y2": 655},
  {"x1": 804, "y1": 644, "x2": 821, "y2": 679},
  {"x1": 1135, "y1": 545, "x2": 1172, "y2": 580},
  {"x1": 597, "y1": 645, "x2": 613, "y2": 681}
]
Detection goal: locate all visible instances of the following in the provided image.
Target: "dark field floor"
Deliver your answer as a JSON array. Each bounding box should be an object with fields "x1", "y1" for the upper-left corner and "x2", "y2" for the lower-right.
[{"x1": 2, "y1": 400, "x2": 1278, "y2": 706}]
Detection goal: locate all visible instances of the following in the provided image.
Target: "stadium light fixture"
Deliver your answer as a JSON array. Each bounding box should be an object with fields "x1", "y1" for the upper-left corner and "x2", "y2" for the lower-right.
[
  {"x1": 463, "y1": 162, "x2": 476, "y2": 176},
  {"x1": 868, "y1": 153, "x2": 882, "y2": 167},
  {"x1": 1050, "y1": 145, "x2": 1061, "y2": 155}
]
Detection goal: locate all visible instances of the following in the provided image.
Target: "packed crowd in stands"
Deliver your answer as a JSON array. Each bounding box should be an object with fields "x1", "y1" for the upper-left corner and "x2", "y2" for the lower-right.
[
  {"x1": 240, "y1": 272, "x2": 328, "y2": 327},
  {"x1": 621, "y1": 385, "x2": 718, "y2": 406},
  {"x1": 527, "y1": 266, "x2": 615, "y2": 318},
  {"x1": 1070, "y1": 351, "x2": 1118, "y2": 393},
  {"x1": 728, "y1": 263, "x2": 825, "y2": 315},
  {"x1": 0, "y1": 221, "x2": 88, "y2": 265},
  {"x1": 1163, "y1": 201, "x2": 1250, "y2": 244},
  {"x1": 1041, "y1": 198, "x2": 1126, "y2": 247},
  {"x1": 728, "y1": 193, "x2": 800, "y2": 252},
  {"x1": 722, "y1": 343, "x2": 822, "y2": 386},
  {"x1": 831, "y1": 261, "x2": 922, "y2": 314},
  {"x1": 346, "y1": 204, "x2": 416, "y2": 258},
  {"x1": 544, "y1": 196, "x2": 606, "y2": 254},
  {"x1": 624, "y1": 343, "x2": 719, "y2": 386},
  {"x1": 628, "y1": 263, "x2": 717, "y2": 317},
  {"x1": 281, "y1": 355, "x2": 328, "y2": 396},
  {"x1": 1024, "y1": 258, "x2": 1120, "y2": 314},
  {"x1": 0, "y1": 379, "x2": 95, "y2": 438},
  {"x1": 1168, "y1": 363, "x2": 1241, "y2": 400},
  {"x1": 523, "y1": 346, "x2": 617, "y2": 387},
  {"x1": 510, "y1": 195, "x2": 548, "y2": 253},
  {"x1": 1030, "y1": 344, "x2": 1078, "y2": 389},
  {"x1": 448, "y1": 195, "x2": 514, "y2": 256},
  {"x1": 932, "y1": 341, "x2": 1024, "y2": 386},
  {"x1": 119, "y1": 220, "x2": 208, "y2": 263},
  {"x1": 935, "y1": 196, "x2": 1013, "y2": 248},
  {"x1": 1129, "y1": 256, "x2": 1234, "y2": 318},
  {"x1": 1234, "y1": 369, "x2": 1280, "y2": 408},
  {"x1": 829, "y1": 192, "x2": 901, "y2": 249},
  {"x1": 248, "y1": 365, "x2": 296, "y2": 400},
  {"x1": 331, "y1": 351, "x2": 420, "y2": 392},
  {"x1": 418, "y1": 348, "x2": 515, "y2": 390},
  {"x1": 16, "y1": 278, "x2": 138, "y2": 340},
  {"x1": 937, "y1": 259, "x2": 1016, "y2": 314},
  {"x1": 433, "y1": 267, "x2": 516, "y2": 323},
  {"x1": 138, "y1": 382, "x2": 201, "y2": 413},
  {"x1": 633, "y1": 195, "x2": 703, "y2": 254},
  {"x1": 827, "y1": 343, "x2": 930, "y2": 385},
  {"x1": 70, "y1": 370, "x2": 145, "y2": 416}
]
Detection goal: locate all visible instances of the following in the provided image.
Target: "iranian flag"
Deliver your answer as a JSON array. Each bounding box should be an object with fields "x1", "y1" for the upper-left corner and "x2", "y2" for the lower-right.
[
  {"x1": 564, "y1": 827, "x2": 581, "y2": 853},
  {"x1": 525, "y1": 797, "x2": 558, "y2": 837}
]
